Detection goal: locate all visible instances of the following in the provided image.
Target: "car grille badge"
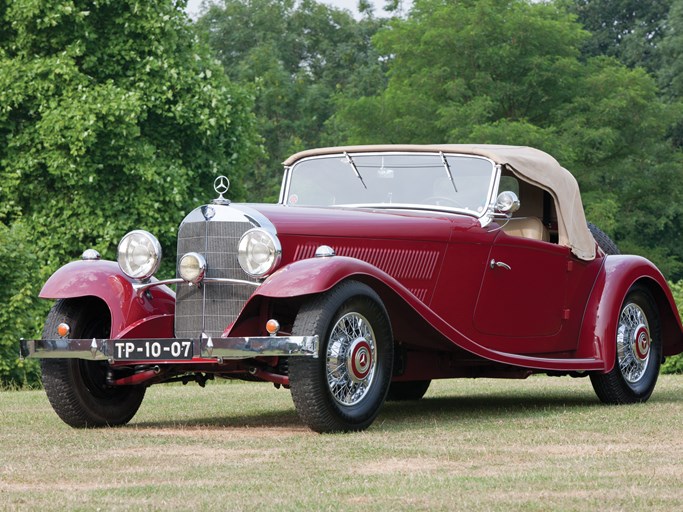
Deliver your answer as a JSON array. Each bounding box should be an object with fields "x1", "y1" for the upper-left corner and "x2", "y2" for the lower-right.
[{"x1": 201, "y1": 205, "x2": 215, "y2": 221}]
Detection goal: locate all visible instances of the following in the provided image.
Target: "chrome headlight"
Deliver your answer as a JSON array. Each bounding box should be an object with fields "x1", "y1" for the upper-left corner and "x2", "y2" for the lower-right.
[
  {"x1": 238, "y1": 228, "x2": 281, "y2": 277},
  {"x1": 178, "y1": 252, "x2": 206, "y2": 284},
  {"x1": 117, "y1": 230, "x2": 162, "y2": 280}
]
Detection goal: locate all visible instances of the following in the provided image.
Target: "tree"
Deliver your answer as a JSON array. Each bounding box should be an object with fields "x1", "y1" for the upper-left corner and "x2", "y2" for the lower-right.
[
  {"x1": 333, "y1": 0, "x2": 587, "y2": 148},
  {"x1": 561, "y1": 0, "x2": 673, "y2": 73},
  {"x1": 658, "y1": 0, "x2": 683, "y2": 149},
  {"x1": 196, "y1": 0, "x2": 387, "y2": 200},
  {"x1": 660, "y1": 0, "x2": 683, "y2": 99},
  {"x1": 0, "y1": 222, "x2": 40, "y2": 386},
  {"x1": 0, "y1": 0, "x2": 259, "y2": 386}
]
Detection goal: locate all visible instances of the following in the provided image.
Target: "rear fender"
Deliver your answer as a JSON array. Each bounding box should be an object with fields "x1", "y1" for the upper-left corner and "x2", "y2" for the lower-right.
[
  {"x1": 580, "y1": 255, "x2": 683, "y2": 373},
  {"x1": 40, "y1": 259, "x2": 176, "y2": 339}
]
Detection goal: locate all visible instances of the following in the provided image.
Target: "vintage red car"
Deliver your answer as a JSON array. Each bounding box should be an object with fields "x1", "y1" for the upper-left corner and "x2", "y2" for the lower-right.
[{"x1": 21, "y1": 144, "x2": 683, "y2": 432}]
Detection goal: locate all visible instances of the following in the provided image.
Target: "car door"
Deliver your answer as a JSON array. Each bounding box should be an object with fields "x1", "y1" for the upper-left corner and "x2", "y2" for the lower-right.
[{"x1": 473, "y1": 231, "x2": 571, "y2": 340}]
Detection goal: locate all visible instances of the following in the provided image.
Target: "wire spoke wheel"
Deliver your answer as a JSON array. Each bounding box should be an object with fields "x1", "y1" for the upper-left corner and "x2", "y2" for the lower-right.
[
  {"x1": 289, "y1": 280, "x2": 393, "y2": 433},
  {"x1": 590, "y1": 286, "x2": 661, "y2": 404},
  {"x1": 326, "y1": 312, "x2": 377, "y2": 406},
  {"x1": 616, "y1": 303, "x2": 651, "y2": 384}
]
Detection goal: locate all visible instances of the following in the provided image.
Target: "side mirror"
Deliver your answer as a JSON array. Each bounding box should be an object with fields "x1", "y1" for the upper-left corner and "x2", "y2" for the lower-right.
[{"x1": 495, "y1": 191, "x2": 520, "y2": 216}]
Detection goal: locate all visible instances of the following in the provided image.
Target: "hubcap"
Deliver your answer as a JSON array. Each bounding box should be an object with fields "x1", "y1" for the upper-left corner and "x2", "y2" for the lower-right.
[
  {"x1": 633, "y1": 324, "x2": 650, "y2": 361},
  {"x1": 326, "y1": 312, "x2": 377, "y2": 406},
  {"x1": 347, "y1": 339, "x2": 372, "y2": 382},
  {"x1": 616, "y1": 303, "x2": 651, "y2": 383}
]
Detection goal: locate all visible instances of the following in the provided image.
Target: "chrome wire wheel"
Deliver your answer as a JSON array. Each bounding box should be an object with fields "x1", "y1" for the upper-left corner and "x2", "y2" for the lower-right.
[
  {"x1": 326, "y1": 312, "x2": 377, "y2": 406},
  {"x1": 288, "y1": 280, "x2": 393, "y2": 432},
  {"x1": 590, "y1": 286, "x2": 661, "y2": 405},
  {"x1": 616, "y1": 303, "x2": 651, "y2": 384}
]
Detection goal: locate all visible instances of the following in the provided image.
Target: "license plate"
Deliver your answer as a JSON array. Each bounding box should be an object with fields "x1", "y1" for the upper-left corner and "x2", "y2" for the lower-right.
[{"x1": 112, "y1": 340, "x2": 193, "y2": 360}]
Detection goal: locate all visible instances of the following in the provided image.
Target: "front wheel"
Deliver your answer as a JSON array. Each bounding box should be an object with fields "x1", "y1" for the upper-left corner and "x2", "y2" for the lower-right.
[
  {"x1": 288, "y1": 280, "x2": 394, "y2": 433},
  {"x1": 40, "y1": 299, "x2": 146, "y2": 428},
  {"x1": 590, "y1": 286, "x2": 662, "y2": 404}
]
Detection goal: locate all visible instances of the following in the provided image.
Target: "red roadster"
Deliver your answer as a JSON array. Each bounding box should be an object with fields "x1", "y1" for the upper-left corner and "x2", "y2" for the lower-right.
[{"x1": 21, "y1": 145, "x2": 683, "y2": 432}]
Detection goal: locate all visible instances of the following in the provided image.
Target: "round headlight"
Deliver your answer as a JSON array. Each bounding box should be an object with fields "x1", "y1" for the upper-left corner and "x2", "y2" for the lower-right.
[
  {"x1": 179, "y1": 252, "x2": 206, "y2": 284},
  {"x1": 117, "y1": 230, "x2": 162, "y2": 280},
  {"x1": 237, "y1": 228, "x2": 281, "y2": 277}
]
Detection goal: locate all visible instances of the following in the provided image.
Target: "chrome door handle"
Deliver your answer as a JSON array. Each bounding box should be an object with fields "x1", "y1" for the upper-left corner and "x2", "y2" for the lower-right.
[{"x1": 490, "y1": 259, "x2": 511, "y2": 271}]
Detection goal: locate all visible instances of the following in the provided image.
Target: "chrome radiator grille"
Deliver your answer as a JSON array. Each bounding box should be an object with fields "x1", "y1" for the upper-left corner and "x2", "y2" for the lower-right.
[{"x1": 174, "y1": 216, "x2": 257, "y2": 339}]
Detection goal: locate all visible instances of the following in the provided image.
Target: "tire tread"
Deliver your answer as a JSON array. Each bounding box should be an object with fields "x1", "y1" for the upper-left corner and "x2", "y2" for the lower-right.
[
  {"x1": 40, "y1": 299, "x2": 145, "y2": 428},
  {"x1": 289, "y1": 281, "x2": 393, "y2": 433}
]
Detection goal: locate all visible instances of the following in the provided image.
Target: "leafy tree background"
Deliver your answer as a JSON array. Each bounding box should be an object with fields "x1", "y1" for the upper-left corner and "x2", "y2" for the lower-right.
[
  {"x1": 3, "y1": 0, "x2": 683, "y2": 385},
  {"x1": 0, "y1": 0, "x2": 259, "y2": 385},
  {"x1": 196, "y1": 0, "x2": 387, "y2": 200}
]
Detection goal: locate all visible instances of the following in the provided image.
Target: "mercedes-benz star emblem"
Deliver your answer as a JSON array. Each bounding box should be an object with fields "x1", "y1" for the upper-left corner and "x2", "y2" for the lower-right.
[
  {"x1": 201, "y1": 205, "x2": 215, "y2": 220},
  {"x1": 214, "y1": 175, "x2": 230, "y2": 196}
]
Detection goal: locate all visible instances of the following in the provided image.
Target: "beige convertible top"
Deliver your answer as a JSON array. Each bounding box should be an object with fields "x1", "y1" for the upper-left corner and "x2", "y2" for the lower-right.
[{"x1": 284, "y1": 144, "x2": 596, "y2": 261}]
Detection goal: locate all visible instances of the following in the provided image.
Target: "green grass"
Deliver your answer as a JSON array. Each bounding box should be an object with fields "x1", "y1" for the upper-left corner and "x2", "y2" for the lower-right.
[{"x1": 2, "y1": 376, "x2": 683, "y2": 511}]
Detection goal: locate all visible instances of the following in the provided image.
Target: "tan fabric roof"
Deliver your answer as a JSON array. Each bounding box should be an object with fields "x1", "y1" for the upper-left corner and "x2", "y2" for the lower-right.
[{"x1": 284, "y1": 144, "x2": 596, "y2": 261}]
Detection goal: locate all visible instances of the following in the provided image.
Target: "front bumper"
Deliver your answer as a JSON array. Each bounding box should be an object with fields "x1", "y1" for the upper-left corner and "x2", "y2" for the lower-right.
[{"x1": 19, "y1": 335, "x2": 319, "y2": 362}]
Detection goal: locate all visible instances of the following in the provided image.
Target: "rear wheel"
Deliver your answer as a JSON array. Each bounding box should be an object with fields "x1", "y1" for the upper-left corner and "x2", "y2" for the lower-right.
[
  {"x1": 289, "y1": 281, "x2": 394, "y2": 433},
  {"x1": 40, "y1": 299, "x2": 146, "y2": 428},
  {"x1": 590, "y1": 286, "x2": 662, "y2": 404},
  {"x1": 386, "y1": 380, "x2": 431, "y2": 401}
]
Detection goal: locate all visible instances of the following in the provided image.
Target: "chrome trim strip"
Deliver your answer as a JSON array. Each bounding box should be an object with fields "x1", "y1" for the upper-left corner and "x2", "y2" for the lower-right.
[
  {"x1": 20, "y1": 335, "x2": 319, "y2": 361},
  {"x1": 20, "y1": 338, "x2": 109, "y2": 360},
  {"x1": 231, "y1": 204, "x2": 281, "y2": 235},
  {"x1": 134, "y1": 277, "x2": 260, "y2": 295},
  {"x1": 202, "y1": 336, "x2": 318, "y2": 359}
]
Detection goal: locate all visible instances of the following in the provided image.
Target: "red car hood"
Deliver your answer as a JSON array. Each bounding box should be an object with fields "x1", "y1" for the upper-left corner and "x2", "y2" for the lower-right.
[{"x1": 242, "y1": 204, "x2": 480, "y2": 243}]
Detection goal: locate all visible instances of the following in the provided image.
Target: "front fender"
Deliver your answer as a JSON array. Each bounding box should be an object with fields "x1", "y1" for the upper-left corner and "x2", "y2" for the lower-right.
[
  {"x1": 254, "y1": 256, "x2": 399, "y2": 299},
  {"x1": 40, "y1": 259, "x2": 176, "y2": 339},
  {"x1": 580, "y1": 255, "x2": 683, "y2": 373}
]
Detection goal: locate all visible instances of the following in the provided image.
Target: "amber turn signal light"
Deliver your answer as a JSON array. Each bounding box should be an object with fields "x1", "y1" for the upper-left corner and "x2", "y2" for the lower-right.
[
  {"x1": 265, "y1": 319, "x2": 280, "y2": 336},
  {"x1": 57, "y1": 323, "x2": 70, "y2": 337}
]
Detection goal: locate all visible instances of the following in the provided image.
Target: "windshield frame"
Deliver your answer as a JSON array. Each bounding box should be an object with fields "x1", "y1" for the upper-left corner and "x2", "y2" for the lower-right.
[{"x1": 279, "y1": 151, "x2": 500, "y2": 219}]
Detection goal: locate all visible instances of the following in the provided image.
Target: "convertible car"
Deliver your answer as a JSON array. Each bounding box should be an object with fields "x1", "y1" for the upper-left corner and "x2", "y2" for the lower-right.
[{"x1": 20, "y1": 144, "x2": 683, "y2": 432}]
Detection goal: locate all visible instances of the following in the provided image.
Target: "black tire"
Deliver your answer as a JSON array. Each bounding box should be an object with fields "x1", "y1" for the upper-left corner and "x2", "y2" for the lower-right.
[
  {"x1": 587, "y1": 222, "x2": 620, "y2": 255},
  {"x1": 590, "y1": 286, "x2": 662, "y2": 404},
  {"x1": 288, "y1": 280, "x2": 394, "y2": 433},
  {"x1": 40, "y1": 299, "x2": 146, "y2": 428},
  {"x1": 386, "y1": 380, "x2": 431, "y2": 401}
]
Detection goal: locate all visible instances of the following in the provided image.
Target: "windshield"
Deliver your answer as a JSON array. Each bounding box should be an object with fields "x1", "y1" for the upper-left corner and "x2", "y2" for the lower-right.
[{"x1": 284, "y1": 152, "x2": 497, "y2": 215}]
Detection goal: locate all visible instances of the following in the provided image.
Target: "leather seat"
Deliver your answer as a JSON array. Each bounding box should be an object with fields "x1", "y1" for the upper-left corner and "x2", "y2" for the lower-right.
[{"x1": 501, "y1": 217, "x2": 549, "y2": 242}]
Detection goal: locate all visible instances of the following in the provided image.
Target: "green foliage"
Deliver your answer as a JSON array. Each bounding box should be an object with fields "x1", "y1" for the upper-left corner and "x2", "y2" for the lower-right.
[
  {"x1": 196, "y1": 0, "x2": 387, "y2": 200},
  {"x1": 659, "y1": 0, "x2": 683, "y2": 149},
  {"x1": 660, "y1": 0, "x2": 683, "y2": 99},
  {"x1": 0, "y1": 222, "x2": 42, "y2": 386},
  {"x1": 0, "y1": 0, "x2": 259, "y2": 385},
  {"x1": 333, "y1": 0, "x2": 588, "y2": 145},
  {"x1": 561, "y1": 0, "x2": 673, "y2": 73}
]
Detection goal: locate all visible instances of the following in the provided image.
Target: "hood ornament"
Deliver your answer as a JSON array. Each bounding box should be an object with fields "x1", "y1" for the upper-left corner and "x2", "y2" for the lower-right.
[{"x1": 212, "y1": 175, "x2": 231, "y2": 205}]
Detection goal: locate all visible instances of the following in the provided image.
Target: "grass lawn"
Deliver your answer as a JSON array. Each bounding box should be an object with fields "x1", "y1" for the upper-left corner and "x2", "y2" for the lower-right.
[{"x1": 2, "y1": 375, "x2": 683, "y2": 511}]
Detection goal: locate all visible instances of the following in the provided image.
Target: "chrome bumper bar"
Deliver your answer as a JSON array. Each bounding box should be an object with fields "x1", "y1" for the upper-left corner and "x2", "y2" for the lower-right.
[{"x1": 19, "y1": 335, "x2": 319, "y2": 362}]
